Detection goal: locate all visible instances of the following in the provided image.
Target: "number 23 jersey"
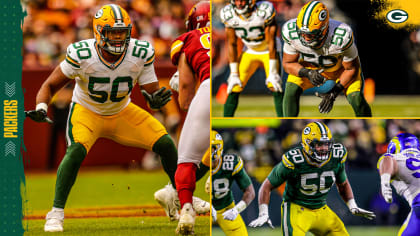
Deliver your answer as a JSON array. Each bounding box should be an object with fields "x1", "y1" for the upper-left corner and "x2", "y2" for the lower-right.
[
  {"x1": 268, "y1": 144, "x2": 348, "y2": 209},
  {"x1": 212, "y1": 154, "x2": 252, "y2": 210},
  {"x1": 60, "y1": 38, "x2": 157, "y2": 115}
]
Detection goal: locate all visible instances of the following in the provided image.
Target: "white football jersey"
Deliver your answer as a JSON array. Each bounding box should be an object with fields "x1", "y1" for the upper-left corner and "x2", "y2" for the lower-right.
[
  {"x1": 382, "y1": 150, "x2": 420, "y2": 206},
  {"x1": 60, "y1": 38, "x2": 157, "y2": 115},
  {"x1": 220, "y1": 1, "x2": 275, "y2": 53},
  {"x1": 282, "y1": 19, "x2": 358, "y2": 72}
]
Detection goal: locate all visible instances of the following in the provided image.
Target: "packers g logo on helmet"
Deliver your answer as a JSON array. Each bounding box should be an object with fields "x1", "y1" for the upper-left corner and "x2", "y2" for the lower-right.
[
  {"x1": 93, "y1": 4, "x2": 132, "y2": 55},
  {"x1": 296, "y1": 1, "x2": 329, "y2": 49},
  {"x1": 301, "y1": 122, "x2": 333, "y2": 162},
  {"x1": 211, "y1": 130, "x2": 224, "y2": 161},
  {"x1": 230, "y1": 0, "x2": 256, "y2": 15}
]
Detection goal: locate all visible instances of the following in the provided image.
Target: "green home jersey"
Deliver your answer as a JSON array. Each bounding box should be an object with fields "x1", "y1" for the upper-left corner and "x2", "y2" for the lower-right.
[
  {"x1": 212, "y1": 153, "x2": 252, "y2": 210},
  {"x1": 268, "y1": 144, "x2": 348, "y2": 209}
]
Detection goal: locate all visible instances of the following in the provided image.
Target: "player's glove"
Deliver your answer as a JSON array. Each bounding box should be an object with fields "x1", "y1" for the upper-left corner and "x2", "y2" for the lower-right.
[
  {"x1": 141, "y1": 87, "x2": 172, "y2": 110},
  {"x1": 381, "y1": 173, "x2": 393, "y2": 203},
  {"x1": 347, "y1": 199, "x2": 376, "y2": 220},
  {"x1": 266, "y1": 73, "x2": 282, "y2": 92},
  {"x1": 316, "y1": 83, "x2": 345, "y2": 114},
  {"x1": 211, "y1": 205, "x2": 217, "y2": 223},
  {"x1": 227, "y1": 72, "x2": 242, "y2": 94},
  {"x1": 169, "y1": 70, "x2": 179, "y2": 92},
  {"x1": 222, "y1": 200, "x2": 247, "y2": 221},
  {"x1": 25, "y1": 103, "x2": 53, "y2": 123},
  {"x1": 298, "y1": 68, "x2": 326, "y2": 86},
  {"x1": 248, "y1": 204, "x2": 274, "y2": 228}
]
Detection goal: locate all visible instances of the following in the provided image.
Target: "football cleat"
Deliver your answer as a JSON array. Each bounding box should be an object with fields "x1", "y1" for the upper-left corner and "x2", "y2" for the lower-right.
[
  {"x1": 192, "y1": 196, "x2": 210, "y2": 215},
  {"x1": 154, "y1": 184, "x2": 180, "y2": 221},
  {"x1": 176, "y1": 203, "x2": 195, "y2": 235},
  {"x1": 44, "y1": 208, "x2": 64, "y2": 232}
]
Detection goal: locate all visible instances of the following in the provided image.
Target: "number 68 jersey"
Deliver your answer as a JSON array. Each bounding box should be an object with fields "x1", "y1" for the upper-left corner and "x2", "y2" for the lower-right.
[
  {"x1": 212, "y1": 153, "x2": 252, "y2": 211},
  {"x1": 377, "y1": 150, "x2": 420, "y2": 206},
  {"x1": 268, "y1": 144, "x2": 348, "y2": 209},
  {"x1": 60, "y1": 38, "x2": 158, "y2": 115}
]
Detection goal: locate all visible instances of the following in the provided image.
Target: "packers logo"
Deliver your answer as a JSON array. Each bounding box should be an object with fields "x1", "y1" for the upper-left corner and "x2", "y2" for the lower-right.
[
  {"x1": 303, "y1": 127, "x2": 311, "y2": 135},
  {"x1": 386, "y1": 9, "x2": 408, "y2": 23},
  {"x1": 319, "y1": 10, "x2": 327, "y2": 21},
  {"x1": 95, "y1": 9, "x2": 103, "y2": 19}
]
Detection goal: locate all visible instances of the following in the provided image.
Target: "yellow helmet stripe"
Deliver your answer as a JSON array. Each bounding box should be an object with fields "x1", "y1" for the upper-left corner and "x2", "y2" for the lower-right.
[{"x1": 303, "y1": 1, "x2": 320, "y2": 27}]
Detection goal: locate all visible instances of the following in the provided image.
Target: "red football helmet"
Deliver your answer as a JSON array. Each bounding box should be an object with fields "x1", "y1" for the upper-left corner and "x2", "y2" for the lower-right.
[{"x1": 185, "y1": 1, "x2": 210, "y2": 31}]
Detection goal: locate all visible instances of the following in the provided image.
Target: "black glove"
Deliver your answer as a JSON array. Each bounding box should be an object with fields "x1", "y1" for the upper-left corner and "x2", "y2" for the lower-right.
[
  {"x1": 141, "y1": 87, "x2": 172, "y2": 110},
  {"x1": 299, "y1": 68, "x2": 326, "y2": 86},
  {"x1": 316, "y1": 83, "x2": 345, "y2": 114},
  {"x1": 25, "y1": 109, "x2": 53, "y2": 123}
]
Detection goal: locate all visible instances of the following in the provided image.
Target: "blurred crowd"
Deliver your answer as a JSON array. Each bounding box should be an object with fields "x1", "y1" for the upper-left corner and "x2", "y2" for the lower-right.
[
  {"x1": 22, "y1": 0, "x2": 197, "y2": 68},
  {"x1": 215, "y1": 119, "x2": 420, "y2": 174}
]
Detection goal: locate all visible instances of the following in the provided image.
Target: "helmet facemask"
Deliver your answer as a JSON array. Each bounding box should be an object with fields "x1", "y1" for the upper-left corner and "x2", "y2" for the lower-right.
[
  {"x1": 297, "y1": 25, "x2": 328, "y2": 49},
  {"x1": 308, "y1": 139, "x2": 333, "y2": 162},
  {"x1": 211, "y1": 131, "x2": 224, "y2": 162},
  {"x1": 230, "y1": 0, "x2": 255, "y2": 16},
  {"x1": 97, "y1": 25, "x2": 132, "y2": 55}
]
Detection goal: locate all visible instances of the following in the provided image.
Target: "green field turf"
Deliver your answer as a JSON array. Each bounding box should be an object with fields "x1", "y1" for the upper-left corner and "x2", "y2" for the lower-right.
[
  {"x1": 212, "y1": 226, "x2": 400, "y2": 236},
  {"x1": 212, "y1": 95, "x2": 420, "y2": 117},
  {"x1": 23, "y1": 169, "x2": 210, "y2": 235}
]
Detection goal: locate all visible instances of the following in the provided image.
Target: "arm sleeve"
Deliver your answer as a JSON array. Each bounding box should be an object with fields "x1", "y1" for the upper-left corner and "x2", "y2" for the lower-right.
[
  {"x1": 342, "y1": 43, "x2": 359, "y2": 62},
  {"x1": 234, "y1": 168, "x2": 252, "y2": 190},
  {"x1": 267, "y1": 162, "x2": 290, "y2": 187},
  {"x1": 137, "y1": 64, "x2": 158, "y2": 85},
  {"x1": 336, "y1": 162, "x2": 348, "y2": 184},
  {"x1": 60, "y1": 44, "x2": 81, "y2": 79}
]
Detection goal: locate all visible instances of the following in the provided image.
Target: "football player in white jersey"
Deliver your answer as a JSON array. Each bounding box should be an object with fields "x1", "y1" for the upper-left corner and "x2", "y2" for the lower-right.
[
  {"x1": 25, "y1": 4, "x2": 178, "y2": 232},
  {"x1": 281, "y1": 1, "x2": 372, "y2": 117},
  {"x1": 378, "y1": 133, "x2": 420, "y2": 236},
  {"x1": 220, "y1": 0, "x2": 284, "y2": 117}
]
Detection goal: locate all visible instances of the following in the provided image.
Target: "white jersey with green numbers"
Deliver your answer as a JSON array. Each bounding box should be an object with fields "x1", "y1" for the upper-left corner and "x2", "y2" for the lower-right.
[
  {"x1": 220, "y1": 1, "x2": 275, "y2": 53},
  {"x1": 282, "y1": 19, "x2": 358, "y2": 70},
  {"x1": 60, "y1": 38, "x2": 157, "y2": 115}
]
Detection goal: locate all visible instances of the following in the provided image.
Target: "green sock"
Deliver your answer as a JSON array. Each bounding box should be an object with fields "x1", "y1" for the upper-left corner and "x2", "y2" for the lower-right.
[
  {"x1": 153, "y1": 134, "x2": 178, "y2": 188},
  {"x1": 346, "y1": 91, "x2": 372, "y2": 117},
  {"x1": 273, "y1": 92, "x2": 284, "y2": 117},
  {"x1": 195, "y1": 162, "x2": 209, "y2": 181},
  {"x1": 224, "y1": 92, "x2": 240, "y2": 117},
  {"x1": 283, "y1": 83, "x2": 302, "y2": 117},
  {"x1": 53, "y1": 143, "x2": 87, "y2": 208}
]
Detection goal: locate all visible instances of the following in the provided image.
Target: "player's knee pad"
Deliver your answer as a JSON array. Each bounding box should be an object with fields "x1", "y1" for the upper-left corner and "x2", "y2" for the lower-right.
[
  {"x1": 64, "y1": 142, "x2": 87, "y2": 165},
  {"x1": 175, "y1": 163, "x2": 197, "y2": 191}
]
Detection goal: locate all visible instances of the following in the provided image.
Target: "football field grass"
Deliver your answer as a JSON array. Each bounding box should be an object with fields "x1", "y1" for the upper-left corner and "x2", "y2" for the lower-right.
[
  {"x1": 212, "y1": 226, "x2": 400, "y2": 236},
  {"x1": 212, "y1": 95, "x2": 420, "y2": 117},
  {"x1": 23, "y1": 169, "x2": 210, "y2": 235}
]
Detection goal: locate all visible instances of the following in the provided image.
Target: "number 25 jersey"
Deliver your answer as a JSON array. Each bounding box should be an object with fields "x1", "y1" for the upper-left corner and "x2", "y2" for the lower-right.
[
  {"x1": 60, "y1": 38, "x2": 158, "y2": 115},
  {"x1": 268, "y1": 144, "x2": 348, "y2": 209}
]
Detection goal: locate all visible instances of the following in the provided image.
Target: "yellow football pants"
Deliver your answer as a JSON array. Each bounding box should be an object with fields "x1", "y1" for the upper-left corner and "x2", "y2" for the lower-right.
[
  {"x1": 216, "y1": 202, "x2": 248, "y2": 236},
  {"x1": 65, "y1": 102, "x2": 167, "y2": 152},
  {"x1": 281, "y1": 202, "x2": 349, "y2": 236}
]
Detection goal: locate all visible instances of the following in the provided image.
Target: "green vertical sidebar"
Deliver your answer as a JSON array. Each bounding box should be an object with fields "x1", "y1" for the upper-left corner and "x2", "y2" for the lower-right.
[{"x1": 0, "y1": 1, "x2": 25, "y2": 236}]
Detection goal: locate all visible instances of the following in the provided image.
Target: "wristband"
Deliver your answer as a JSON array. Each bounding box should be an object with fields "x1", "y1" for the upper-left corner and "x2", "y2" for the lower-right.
[
  {"x1": 229, "y1": 62, "x2": 238, "y2": 74},
  {"x1": 381, "y1": 173, "x2": 391, "y2": 184},
  {"x1": 258, "y1": 204, "x2": 269, "y2": 215},
  {"x1": 269, "y1": 59, "x2": 278, "y2": 75},
  {"x1": 36, "y1": 103, "x2": 48, "y2": 112},
  {"x1": 234, "y1": 200, "x2": 247, "y2": 213},
  {"x1": 346, "y1": 199, "x2": 357, "y2": 210}
]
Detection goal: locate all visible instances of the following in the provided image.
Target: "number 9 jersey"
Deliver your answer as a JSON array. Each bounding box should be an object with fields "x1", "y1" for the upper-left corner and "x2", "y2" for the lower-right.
[
  {"x1": 268, "y1": 143, "x2": 348, "y2": 209},
  {"x1": 212, "y1": 153, "x2": 252, "y2": 211},
  {"x1": 60, "y1": 38, "x2": 157, "y2": 115}
]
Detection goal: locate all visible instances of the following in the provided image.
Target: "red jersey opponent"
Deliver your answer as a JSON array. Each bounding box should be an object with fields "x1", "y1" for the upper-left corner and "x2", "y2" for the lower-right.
[
  {"x1": 170, "y1": 1, "x2": 210, "y2": 235},
  {"x1": 171, "y1": 26, "x2": 210, "y2": 84}
]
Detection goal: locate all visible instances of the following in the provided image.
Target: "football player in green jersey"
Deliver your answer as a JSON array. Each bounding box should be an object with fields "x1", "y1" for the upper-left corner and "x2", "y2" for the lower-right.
[
  {"x1": 249, "y1": 122, "x2": 375, "y2": 235},
  {"x1": 211, "y1": 130, "x2": 255, "y2": 235}
]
